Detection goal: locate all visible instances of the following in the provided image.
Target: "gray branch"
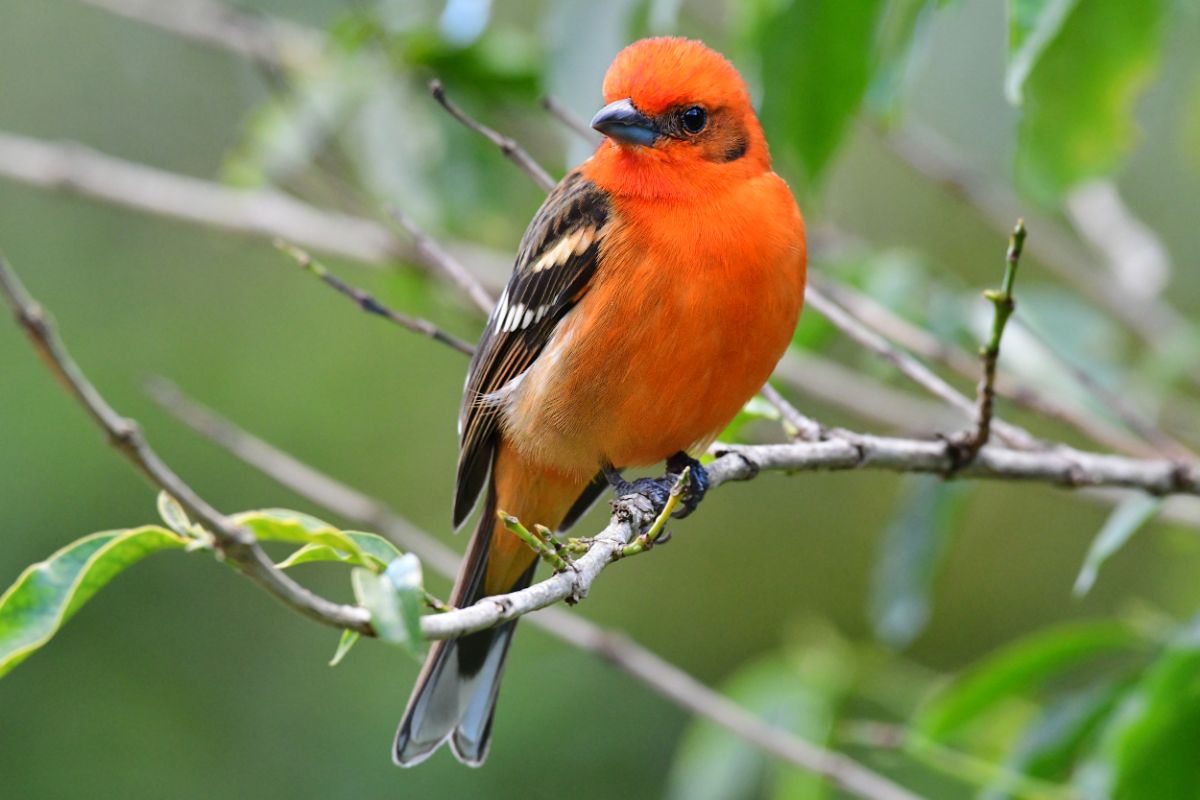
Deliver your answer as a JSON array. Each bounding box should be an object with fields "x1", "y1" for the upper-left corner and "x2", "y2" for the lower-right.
[{"x1": 0, "y1": 256, "x2": 373, "y2": 635}]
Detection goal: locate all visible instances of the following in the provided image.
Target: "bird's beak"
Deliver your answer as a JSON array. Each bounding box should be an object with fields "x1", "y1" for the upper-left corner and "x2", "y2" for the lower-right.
[{"x1": 590, "y1": 98, "x2": 659, "y2": 147}]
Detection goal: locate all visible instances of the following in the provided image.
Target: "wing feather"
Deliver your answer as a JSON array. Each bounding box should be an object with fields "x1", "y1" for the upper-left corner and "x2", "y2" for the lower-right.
[{"x1": 453, "y1": 172, "x2": 611, "y2": 527}]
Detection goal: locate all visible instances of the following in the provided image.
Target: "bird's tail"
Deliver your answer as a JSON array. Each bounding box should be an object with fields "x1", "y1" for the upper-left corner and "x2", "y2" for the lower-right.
[
  {"x1": 393, "y1": 443, "x2": 584, "y2": 767},
  {"x1": 392, "y1": 478, "x2": 532, "y2": 766}
]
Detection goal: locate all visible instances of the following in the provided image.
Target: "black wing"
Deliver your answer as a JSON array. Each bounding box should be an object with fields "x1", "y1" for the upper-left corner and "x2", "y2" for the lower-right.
[{"x1": 453, "y1": 171, "x2": 610, "y2": 527}]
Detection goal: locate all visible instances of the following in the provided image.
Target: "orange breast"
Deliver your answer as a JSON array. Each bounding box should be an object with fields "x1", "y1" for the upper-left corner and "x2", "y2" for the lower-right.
[{"x1": 503, "y1": 171, "x2": 806, "y2": 477}]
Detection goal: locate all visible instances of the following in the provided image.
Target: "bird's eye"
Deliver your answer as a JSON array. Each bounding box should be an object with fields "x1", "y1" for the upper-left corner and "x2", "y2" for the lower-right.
[{"x1": 680, "y1": 106, "x2": 707, "y2": 135}]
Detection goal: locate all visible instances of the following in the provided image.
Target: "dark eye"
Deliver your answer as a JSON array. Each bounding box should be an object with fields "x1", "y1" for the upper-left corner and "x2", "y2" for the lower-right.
[{"x1": 680, "y1": 106, "x2": 707, "y2": 134}]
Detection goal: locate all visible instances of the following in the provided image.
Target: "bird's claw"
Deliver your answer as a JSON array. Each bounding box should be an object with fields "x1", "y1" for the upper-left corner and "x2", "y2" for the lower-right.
[
  {"x1": 621, "y1": 476, "x2": 674, "y2": 514},
  {"x1": 666, "y1": 452, "x2": 709, "y2": 519},
  {"x1": 602, "y1": 453, "x2": 710, "y2": 523}
]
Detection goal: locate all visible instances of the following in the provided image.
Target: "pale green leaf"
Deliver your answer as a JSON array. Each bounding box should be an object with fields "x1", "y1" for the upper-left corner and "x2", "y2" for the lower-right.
[
  {"x1": 329, "y1": 629, "x2": 361, "y2": 667},
  {"x1": 1005, "y1": 0, "x2": 1080, "y2": 104},
  {"x1": 156, "y1": 492, "x2": 194, "y2": 537},
  {"x1": 869, "y1": 477, "x2": 970, "y2": 649},
  {"x1": 1016, "y1": 0, "x2": 1166, "y2": 204},
  {"x1": 352, "y1": 554, "x2": 425, "y2": 655},
  {"x1": 0, "y1": 526, "x2": 189, "y2": 678},
  {"x1": 1073, "y1": 495, "x2": 1162, "y2": 596},
  {"x1": 230, "y1": 508, "x2": 368, "y2": 564},
  {"x1": 277, "y1": 531, "x2": 404, "y2": 572}
]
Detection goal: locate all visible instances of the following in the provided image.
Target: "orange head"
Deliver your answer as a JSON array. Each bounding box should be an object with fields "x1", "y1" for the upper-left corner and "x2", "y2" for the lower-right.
[{"x1": 584, "y1": 38, "x2": 770, "y2": 200}]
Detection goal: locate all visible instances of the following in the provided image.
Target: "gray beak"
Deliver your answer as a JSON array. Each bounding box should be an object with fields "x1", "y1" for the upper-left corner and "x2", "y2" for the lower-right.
[{"x1": 590, "y1": 98, "x2": 659, "y2": 146}]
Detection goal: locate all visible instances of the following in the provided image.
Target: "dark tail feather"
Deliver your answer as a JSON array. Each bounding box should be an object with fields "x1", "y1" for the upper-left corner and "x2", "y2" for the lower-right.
[{"x1": 393, "y1": 482, "x2": 535, "y2": 767}]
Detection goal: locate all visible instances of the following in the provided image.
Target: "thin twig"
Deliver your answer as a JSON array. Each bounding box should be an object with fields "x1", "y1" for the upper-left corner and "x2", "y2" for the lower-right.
[
  {"x1": 0, "y1": 131, "x2": 509, "y2": 287},
  {"x1": 0, "y1": 256, "x2": 373, "y2": 634},
  {"x1": 810, "y1": 272, "x2": 1157, "y2": 458},
  {"x1": 143, "y1": 381, "x2": 916, "y2": 800},
  {"x1": 540, "y1": 95, "x2": 599, "y2": 142},
  {"x1": 760, "y1": 383, "x2": 824, "y2": 441},
  {"x1": 498, "y1": 511, "x2": 571, "y2": 572},
  {"x1": 1013, "y1": 316, "x2": 1196, "y2": 462},
  {"x1": 775, "y1": 350, "x2": 951, "y2": 434},
  {"x1": 382, "y1": 205, "x2": 496, "y2": 314},
  {"x1": 805, "y1": 285, "x2": 1042, "y2": 450},
  {"x1": 428, "y1": 80, "x2": 556, "y2": 192},
  {"x1": 274, "y1": 240, "x2": 475, "y2": 355},
  {"x1": 954, "y1": 220, "x2": 1026, "y2": 464},
  {"x1": 0, "y1": 131, "x2": 402, "y2": 263}
]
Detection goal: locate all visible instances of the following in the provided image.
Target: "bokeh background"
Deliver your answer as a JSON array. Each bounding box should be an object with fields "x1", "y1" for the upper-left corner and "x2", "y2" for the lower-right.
[{"x1": 2, "y1": 1, "x2": 1198, "y2": 798}]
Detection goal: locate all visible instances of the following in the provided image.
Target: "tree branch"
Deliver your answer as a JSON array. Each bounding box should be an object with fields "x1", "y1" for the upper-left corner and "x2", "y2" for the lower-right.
[
  {"x1": 810, "y1": 271, "x2": 1159, "y2": 458},
  {"x1": 540, "y1": 95, "x2": 599, "y2": 143},
  {"x1": 78, "y1": 0, "x2": 323, "y2": 72},
  {"x1": 428, "y1": 80, "x2": 556, "y2": 193},
  {"x1": 804, "y1": 285, "x2": 1042, "y2": 450},
  {"x1": 760, "y1": 383, "x2": 824, "y2": 441},
  {"x1": 143, "y1": 379, "x2": 917, "y2": 800},
  {"x1": 275, "y1": 240, "x2": 475, "y2": 355},
  {"x1": 0, "y1": 255, "x2": 373, "y2": 635},
  {"x1": 0, "y1": 131, "x2": 508, "y2": 284},
  {"x1": 384, "y1": 205, "x2": 496, "y2": 314},
  {"x1": 954, "y1": 219, "x2": 1026, "y2": 464}
]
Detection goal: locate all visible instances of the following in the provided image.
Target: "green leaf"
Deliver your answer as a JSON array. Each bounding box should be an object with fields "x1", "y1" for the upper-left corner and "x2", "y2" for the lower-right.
[
  {"x1": 869, "y1": 477, "x2": 970, "y2": 649},
  {"x1": 915, "y1": 621, "x2": 1143, "y2": 741},
  {"x1": 1016, "y1": 0, "x2": 1167, "y2": 205},
  {"x1": 720, "y1": 394, "x2": 782, "y2": 443},
  {"x1": 868, "y1": 0, "x2": 939, "y2": 119},
  {"x1": 756, "y1": 0, "x2": 888, "y2": 183},
  {"x1": 277, "y1": 531, "x2": 404, "y2": 572},
  {"x1": 156, "y1": 492, "x2": 193, "y2": 537},
  {"x1": 329, "y1": 629, "x2": 361, "y2": 667},
  {"x1": 986, "y1": 677, "x2": 1129, "y2": 795},
  {"x1": 1073, "y1": 495, "x2": 1162, "y2": 597},
  {"x1": 1081, "y1": 617, "x2": 1200, "y2": 799},
  {"x1": 0, "y1": 526, "x2": 189, "y2": 678},
  {"x1": 352, "y1": 554, "x2": 425, "y2": 655},
  {"x1": 230, "y1": 508, "x2": 369, "y2": 564},
  {"x1": 1005, "y1": 0, "x2": 1081, "y2": 104},
  {"x1": 666, "y1": 635, "x2": 854, "y2": 800}
]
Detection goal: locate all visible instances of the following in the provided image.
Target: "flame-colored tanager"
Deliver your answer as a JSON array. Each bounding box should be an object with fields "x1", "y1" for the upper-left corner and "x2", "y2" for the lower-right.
[{"x1": 395, "y1": 37, "x2": 807, "y2": 766}]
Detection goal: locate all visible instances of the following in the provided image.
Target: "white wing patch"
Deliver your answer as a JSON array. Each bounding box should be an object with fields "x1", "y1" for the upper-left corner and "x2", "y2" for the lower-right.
[
  {"x1": 491, "y1": 287, "x2": 509, "y2": 322},
  {"x1": 530, "y1": 226, "x2": 598, "y2": 274}
]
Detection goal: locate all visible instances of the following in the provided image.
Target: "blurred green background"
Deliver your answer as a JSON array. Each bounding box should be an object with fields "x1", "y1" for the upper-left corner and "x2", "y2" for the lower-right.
[{"x1": 2, "y1": 1, "x2": 1199, "y2": 798}]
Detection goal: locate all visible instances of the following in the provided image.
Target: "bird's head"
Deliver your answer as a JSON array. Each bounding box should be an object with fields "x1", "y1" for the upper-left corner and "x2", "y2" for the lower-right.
[{"x1": 586, "y1": 37, "x2": 769, "y2": 199}]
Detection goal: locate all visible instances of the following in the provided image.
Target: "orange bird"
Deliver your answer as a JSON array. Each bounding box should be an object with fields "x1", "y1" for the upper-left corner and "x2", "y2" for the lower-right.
[{"x1": 394, "y1": 37, "x2": 807, "y2": 766}]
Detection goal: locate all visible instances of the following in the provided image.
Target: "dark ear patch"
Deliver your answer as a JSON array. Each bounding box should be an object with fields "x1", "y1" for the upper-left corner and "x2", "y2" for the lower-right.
[
  {"x1": 719, "y1": 136, "x2": 748, "y2": 163},
  {"x1": 697, "y1": 107, "x2": 750, "y2": 163}
]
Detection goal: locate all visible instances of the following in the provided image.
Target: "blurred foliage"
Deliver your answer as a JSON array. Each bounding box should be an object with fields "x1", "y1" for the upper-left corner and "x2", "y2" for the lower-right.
[
  {"x1": 1, "y1": 0, "x2": 1199, "y2": 798},
  {"x1": 1015, "y1": 0, "x2": 1167, "y2": 205}
]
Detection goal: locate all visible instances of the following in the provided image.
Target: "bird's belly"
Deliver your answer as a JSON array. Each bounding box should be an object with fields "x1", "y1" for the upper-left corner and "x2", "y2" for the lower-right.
[{"x1": 501, "y1": 258, "x2": 800, "y2": 477}]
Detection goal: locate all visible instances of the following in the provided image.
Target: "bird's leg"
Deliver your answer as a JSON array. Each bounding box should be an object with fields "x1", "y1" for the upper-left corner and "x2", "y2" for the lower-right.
[
  {"x1": 602, "y1": 463, "x2": 675, "y2": 537},
  {"x1": 665, "y1": 451, "x2": 709, "y2": 519}
]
